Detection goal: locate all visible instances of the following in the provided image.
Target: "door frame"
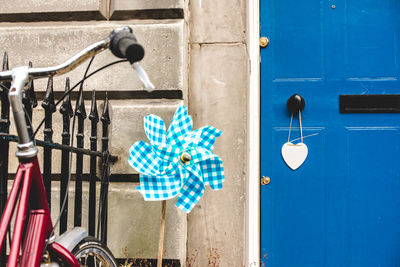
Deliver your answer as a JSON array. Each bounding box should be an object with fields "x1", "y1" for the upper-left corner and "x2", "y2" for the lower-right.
[{"x1": 246, "y1": 0, "x2": 261, "y2": 265}]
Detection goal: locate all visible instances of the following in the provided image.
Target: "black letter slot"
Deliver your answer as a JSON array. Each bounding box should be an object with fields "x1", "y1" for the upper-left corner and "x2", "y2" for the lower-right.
[{"x1": 339, "y1": 94, "x2": 400, "y2": 113}]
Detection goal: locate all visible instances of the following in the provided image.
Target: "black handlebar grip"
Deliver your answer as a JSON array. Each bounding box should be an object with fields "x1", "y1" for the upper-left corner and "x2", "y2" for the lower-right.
[{"x1": 109, "y1": 26, "x2": 145, "y2": 63}]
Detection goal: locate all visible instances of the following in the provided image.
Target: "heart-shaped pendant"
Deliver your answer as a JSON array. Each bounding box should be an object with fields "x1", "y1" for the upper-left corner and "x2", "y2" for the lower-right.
[{"x1": 281, "y1": 142, "x2": 308, "y2": 170}]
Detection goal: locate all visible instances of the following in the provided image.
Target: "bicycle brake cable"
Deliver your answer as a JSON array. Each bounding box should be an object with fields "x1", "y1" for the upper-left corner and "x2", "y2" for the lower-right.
[
  {"x1": 45, "y1": 56, "x2": 94, "y2": 248},
  {"x1": 32, "y1": 59, "x2": 128, "y2": 139}
]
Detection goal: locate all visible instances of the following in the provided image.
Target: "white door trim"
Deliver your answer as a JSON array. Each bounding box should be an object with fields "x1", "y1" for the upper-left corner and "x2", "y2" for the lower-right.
[{"x1": 246, "y1": 0, "x2": 261, "y2": 266}]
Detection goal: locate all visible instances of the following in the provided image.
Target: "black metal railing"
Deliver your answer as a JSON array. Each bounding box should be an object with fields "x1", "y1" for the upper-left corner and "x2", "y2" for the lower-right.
[{"x1": 0, "y1": 52, "x2": 116, "y2": 262}]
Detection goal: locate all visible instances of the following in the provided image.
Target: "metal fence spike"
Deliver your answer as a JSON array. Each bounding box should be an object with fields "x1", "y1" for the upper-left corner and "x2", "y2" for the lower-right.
[
  {"x1": 60, "y1": 77, "x2": 73, "y2": 234},
  {"x1": 75, "y1": 90, "x2": 87, "y2": 119},
  {"x1": 89, "y1": 90, "x2": 99, "y2": 122},
  {"x1": 100, "y1": 91, "x2": 111, "y2": 243},
  {"x1": 101, "y1": 93, "x2": 110, "y2": 125},
  {"x1": 42, "y1": 77, "x2": 56, "y2": 113},
  {"x1": 2, "y1": 52, "x2": 8, "y2": 71},
  {"x1": 89, "y1": 89, "x2": 98, "y2": 236},
  {"x1": 75, "y1": 88, "x2": 86, "y2": 227},
  {"x1": 60, "y1": 77, "x2": 73, "y2": 118}
]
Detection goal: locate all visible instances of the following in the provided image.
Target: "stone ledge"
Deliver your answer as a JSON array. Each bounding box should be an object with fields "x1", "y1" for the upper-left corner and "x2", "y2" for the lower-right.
[
  {"x1": 0, "y1": 0, "x2": 108, "y2": 20},
  {"x1": 110, "y1": 0, "x2": 184, "y2": 20},
  {"x1": 110, "y1": 9, "x2": 184, "y2": 20},
  {"x1": 112, "y1": 0, "x2": 184, "y2": 12},
  {"x1": 0, "y1": 21, "x2": 185, "y2": 92}
]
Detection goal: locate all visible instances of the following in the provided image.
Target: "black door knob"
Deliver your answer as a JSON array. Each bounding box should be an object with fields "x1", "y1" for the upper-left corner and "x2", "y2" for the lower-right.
[{"x1": 287, "y1": 94, "x2": 305, "y2": 113}]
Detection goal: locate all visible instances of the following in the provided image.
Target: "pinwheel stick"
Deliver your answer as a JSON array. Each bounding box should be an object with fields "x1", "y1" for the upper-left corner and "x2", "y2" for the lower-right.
[{"x1": 157, "y1": 200, "x2": 167, "y2": 267}]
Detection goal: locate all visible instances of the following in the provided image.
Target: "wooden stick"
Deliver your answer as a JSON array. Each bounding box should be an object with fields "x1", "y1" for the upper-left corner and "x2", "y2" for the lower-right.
[{"x1": 157, "y1": 200, "x2": 167, "y2": 267}]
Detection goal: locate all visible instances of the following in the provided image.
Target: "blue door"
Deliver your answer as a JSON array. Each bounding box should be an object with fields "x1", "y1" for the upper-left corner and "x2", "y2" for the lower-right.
[{"x1": 260, "y1": 0, "x2": 400, "y2": 266}]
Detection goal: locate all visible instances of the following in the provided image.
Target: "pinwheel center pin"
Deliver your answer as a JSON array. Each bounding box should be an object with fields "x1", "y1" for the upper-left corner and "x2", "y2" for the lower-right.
[{"x1": 180, "y1": 152, "x2": 191, "y2": 163}]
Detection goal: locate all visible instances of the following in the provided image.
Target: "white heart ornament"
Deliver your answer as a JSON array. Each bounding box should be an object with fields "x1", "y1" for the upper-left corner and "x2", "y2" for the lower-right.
[{"x1": 281, "y1": 142, "x2": 308, "y2": 170}]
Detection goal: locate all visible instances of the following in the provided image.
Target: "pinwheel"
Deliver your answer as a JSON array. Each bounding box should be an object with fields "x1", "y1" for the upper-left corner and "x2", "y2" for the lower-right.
[{"x1": 128, "y1": 105, "x2": 224, "y2": 212}]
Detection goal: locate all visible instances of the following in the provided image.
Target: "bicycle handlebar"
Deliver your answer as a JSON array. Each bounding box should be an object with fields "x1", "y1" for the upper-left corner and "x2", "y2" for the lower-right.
[
  {"x1": 0, "y1": 26, "x2": 144, "y2": 82},
  {"x1": 109, "y1": 26, "x2": 144, "y2": 63},
  {"x1": 0, "y1": 40, "x2": 109, "y2": 82},
  {"x1": 1, "y1": 26, "x2": 153, "y2": 159}
]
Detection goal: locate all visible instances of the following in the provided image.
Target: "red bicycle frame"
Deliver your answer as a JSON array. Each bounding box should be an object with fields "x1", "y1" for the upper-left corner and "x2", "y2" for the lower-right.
[{"x1": 0, "y1": 156, "x2": 79, "y2": 266}]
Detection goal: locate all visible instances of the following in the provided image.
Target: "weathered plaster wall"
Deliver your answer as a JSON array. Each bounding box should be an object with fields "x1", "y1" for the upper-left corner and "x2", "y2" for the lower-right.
[{"x1": 187, "y1": 0, "x2": 249, "y2": 266}]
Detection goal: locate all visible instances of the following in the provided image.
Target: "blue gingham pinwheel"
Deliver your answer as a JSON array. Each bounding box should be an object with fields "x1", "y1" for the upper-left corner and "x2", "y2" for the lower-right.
[{"x1": 128, "y1": 105, "x2": 224, "y2": 212}]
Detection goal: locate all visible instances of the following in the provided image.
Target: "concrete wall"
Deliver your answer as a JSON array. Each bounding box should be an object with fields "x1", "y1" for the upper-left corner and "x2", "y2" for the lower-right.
[
  {"x1": 187, "y1": 0, "x2": 248, "y2": 266},
  {"x1": 0, "y1": 0, "x2": 250, "y2": 265}
]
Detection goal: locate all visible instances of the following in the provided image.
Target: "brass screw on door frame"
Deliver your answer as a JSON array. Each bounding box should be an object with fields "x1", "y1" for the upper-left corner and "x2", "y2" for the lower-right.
[
  {"x1": 260, "y1": 37, "x2": 269, "y2": 48},
  {"x1": 261, "y1": 176, "x2": 270, "y2": 185}
]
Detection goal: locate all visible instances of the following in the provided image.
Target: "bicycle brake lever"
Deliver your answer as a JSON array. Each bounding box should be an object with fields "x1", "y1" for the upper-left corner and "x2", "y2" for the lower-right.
[{"x1": 131, "y1": 62, "x2": 155, "y2": 92}]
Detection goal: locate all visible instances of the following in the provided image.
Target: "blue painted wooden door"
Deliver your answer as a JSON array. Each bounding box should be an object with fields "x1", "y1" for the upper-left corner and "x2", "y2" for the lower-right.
[{"x1": 260, "y1": 0, "x2": 400, "y2": 266}]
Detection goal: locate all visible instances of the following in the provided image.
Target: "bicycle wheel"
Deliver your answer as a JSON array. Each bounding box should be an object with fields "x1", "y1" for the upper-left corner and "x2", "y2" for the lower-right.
[{"x1": 72, "y1": 236, "x2": 118, "y2": 267}]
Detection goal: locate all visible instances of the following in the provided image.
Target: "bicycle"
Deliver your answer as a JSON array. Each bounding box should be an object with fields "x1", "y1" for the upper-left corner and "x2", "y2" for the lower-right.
[{"x1": 0, "y1": 26, "x2": 154, "y2": 266}]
